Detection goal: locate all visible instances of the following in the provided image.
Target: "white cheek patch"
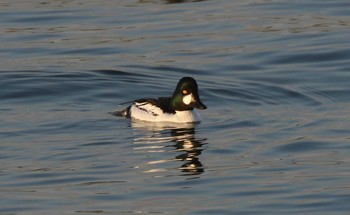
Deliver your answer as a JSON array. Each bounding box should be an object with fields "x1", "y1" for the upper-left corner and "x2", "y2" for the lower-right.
[{"x1": 182, "y1": 93, "x2": 193, "y2": 105}]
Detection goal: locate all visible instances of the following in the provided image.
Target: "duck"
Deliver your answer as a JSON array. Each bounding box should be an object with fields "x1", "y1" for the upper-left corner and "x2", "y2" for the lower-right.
[{"x1": 114, "y1": 77, "x2": 207, "y2": 123}]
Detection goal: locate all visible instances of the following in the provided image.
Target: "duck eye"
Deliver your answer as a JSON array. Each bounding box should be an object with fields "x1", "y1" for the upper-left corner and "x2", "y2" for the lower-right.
[{"x1": 182, "y1": 89, "x2": 188, "y2": 95}]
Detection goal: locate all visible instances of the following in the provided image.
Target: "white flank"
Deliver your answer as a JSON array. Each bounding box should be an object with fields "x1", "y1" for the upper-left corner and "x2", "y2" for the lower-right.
[
  {"x1": 182, "y1": 93, "x2": 193, "y2": 105},
  {"x1": 130, "y1": 102, "x2": 202, "y2": 123}
]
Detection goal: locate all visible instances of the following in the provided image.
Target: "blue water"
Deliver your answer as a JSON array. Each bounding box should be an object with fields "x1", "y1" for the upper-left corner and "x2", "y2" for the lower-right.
[{"x1": 1, "y1": 0, "x2": 350, "y2": 214}]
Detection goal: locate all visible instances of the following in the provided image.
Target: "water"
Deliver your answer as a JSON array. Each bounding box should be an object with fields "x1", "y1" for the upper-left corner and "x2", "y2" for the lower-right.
[{"x1": 1, "y1": 0, "x2": 350, "y2": 214}]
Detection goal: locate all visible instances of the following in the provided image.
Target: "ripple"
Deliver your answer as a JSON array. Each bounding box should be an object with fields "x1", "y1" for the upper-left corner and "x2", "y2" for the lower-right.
[
  {"x1": 206, "y1": 79, "x2": 321, "y2": 106},
  {"x1": 276, "y1": 139, "x2": 329, "y2": 153},
  {"x1": 267, "y1": 48, "x2": 350, "y2": 65}
]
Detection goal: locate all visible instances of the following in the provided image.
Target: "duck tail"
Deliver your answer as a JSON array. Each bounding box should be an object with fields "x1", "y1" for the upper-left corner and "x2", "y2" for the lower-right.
[{"x1": 110, "y1": 106, "x2": 131, "y2": 118}]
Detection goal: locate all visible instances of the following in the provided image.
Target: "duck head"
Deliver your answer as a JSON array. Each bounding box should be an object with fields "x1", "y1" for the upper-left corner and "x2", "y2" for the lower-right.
[{"x1": 171, "y1": 77, "x2": 207, "y2": 111}]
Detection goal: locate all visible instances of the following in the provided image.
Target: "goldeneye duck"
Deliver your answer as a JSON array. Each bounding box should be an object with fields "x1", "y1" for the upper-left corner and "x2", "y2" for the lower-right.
[{"x1": 115, "y1": 77, "x2": 207, "y2": 123}]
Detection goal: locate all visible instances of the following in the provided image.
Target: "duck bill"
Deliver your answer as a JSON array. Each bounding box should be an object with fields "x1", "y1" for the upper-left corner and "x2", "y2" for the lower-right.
[{"x1": 193, "y1": 99, "x2": 207, "y2": 110}]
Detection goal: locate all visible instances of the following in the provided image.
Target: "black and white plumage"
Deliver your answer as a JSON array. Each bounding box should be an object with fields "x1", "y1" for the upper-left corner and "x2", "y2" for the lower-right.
[{"x1": 114, "y1": 77, "x2": 207, "y2": 123}]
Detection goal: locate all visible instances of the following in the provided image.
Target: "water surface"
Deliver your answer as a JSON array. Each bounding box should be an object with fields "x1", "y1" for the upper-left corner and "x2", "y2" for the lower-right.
[{"x1": 1, "y1": 0, "x2": 350, "y2": 214}]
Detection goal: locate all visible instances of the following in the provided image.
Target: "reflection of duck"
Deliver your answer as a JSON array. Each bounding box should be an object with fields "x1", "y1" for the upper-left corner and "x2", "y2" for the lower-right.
[
  {"x1": 131, "y1": 120, "x2": 207, "y2": 175},
  {"x1": 171, "y1": 128, "x2": 205, "y2": 174},
  {"x1": 113, "y1": 77, "x2": 207, "y2": 123}
]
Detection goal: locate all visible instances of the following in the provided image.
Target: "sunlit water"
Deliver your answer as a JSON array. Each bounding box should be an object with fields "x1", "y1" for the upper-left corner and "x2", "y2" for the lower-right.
[{"x1": 1, "y1": 0, "x2": 350, "y2": 214}]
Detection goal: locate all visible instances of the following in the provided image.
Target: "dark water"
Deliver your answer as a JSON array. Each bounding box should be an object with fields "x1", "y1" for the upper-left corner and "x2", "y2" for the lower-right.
[{"x1": 1, "y1": 0, "x2": 350, "y2": 214}]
